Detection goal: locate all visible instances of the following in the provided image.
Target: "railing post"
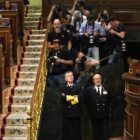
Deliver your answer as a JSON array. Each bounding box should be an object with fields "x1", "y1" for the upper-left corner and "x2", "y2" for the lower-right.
[{"x1": 27, "y1": 106, "x2": 32, "y2": 140}]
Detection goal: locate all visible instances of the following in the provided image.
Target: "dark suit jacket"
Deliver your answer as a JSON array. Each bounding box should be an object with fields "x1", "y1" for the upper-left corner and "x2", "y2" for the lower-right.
[
  {"x1": 59, "y1": 83, "x2": 83, "y2": 118},
  {"x1": 84, "y1": 84, "x2": 111, "y2": 118}
]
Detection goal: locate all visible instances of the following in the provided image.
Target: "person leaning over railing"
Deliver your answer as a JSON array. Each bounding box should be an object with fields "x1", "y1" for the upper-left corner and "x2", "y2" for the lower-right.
[
  {"x1": 74, "y1": 52, "x2": 99, "y2": 84},
  {"x1": 47, "y1": 39, "x2": 73, "y2": 88},
  {"x1": 1, "y1": 0, "x2": 15, "y2": 10}
]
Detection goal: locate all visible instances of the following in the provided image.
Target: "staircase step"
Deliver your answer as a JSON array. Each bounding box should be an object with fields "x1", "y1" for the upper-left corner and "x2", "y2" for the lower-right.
[
  {"x1": 27, "y1": 34, "x2": 45, "y2": 40},
  {"x1": 17, "y1": 65, "x2": 38, "y2": 72},
  {"x1": 0, "y1": 137, "x2": 27, "y2": 140},
  {"x1": 24, "y1": 17, "x2": 41, "y2": 22},
  {"x1": 29, "y1": 29, "x2": 46, "y2": 34},
  {"x1": 21, "y1": 52, "x2": 41, "y2": 58},
  {"x1": 25, "y1": 5, "x2": 42, "y2": 10},
  {"x1": 25, "y1": 13, "x2": 42, "y2": 18},
  {"x1": 4, "y1": 105, "x2": 30, "y2": 113},
  {"x1": 7, "y1": 96, "x2": 32, "y2": 105},
  {"x1": 3, "y1": 113, "x2": 28, "y2": 125},
  {"x1": 23, "y1": 46, "x2": 43, "y2": 52},
  {"x1": 0, "y1": 125, "x2": 27, "y2": 136},
  {"x1": 24, "y1": 21, "x2": 41, "y2": 26},
  {"x1": 26, "y1": 40, "x2": 44, "y2": 46},
  {"x1": 13, "y1": 79, "x2": 35, "y2": 86},
  {"x1": 15, "y1": 72, "x2": 37, "y2": 79},
  {"x1": 11, "y1": 86, "x2": 34, "y2": 96},
  {"x1": 25, "y1": 9, "x2": 42, "y2": 13},
  {"x1": 20, "y1": 58, "x2": 40, "y2": 65},
  {"x1": 24, "y1": 25, "x2": 41, "y2": 30}
]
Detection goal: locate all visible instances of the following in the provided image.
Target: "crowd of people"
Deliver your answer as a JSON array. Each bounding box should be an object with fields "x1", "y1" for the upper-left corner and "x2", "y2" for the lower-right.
[
  {"x1": 47, "y1": 0, "x2": 126, "y2": 88},
  {"x1": 46, "y1": 1, "x2": 126, "y2": 140}
]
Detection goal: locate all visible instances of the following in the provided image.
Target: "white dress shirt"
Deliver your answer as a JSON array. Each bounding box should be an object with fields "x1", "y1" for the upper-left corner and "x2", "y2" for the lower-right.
[{"x1": 95, "y1": 85, "x2": 102, "y2": 96}]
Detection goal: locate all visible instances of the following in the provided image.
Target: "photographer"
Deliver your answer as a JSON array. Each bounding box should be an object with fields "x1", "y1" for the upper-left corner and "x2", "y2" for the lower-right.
[
  {"x1": 71, "y1": 0, "x2": 92, "y2": 16},
  {"x1": 47, "y1": 4, "x2": 66, "y2": 24},
  {"x1": 47, "y1": 39, "x2": 73, "y2": 88},
  {"x1": 47, "y1": 19, "x2": 72, "y2": 51},
  {"x1": 74, "y1": 52, "x2": 99, "y2": 83},
  {"x1": 79, "y1": 14, "x2": 105, "y2": 68},
  {"x1": 108, "y1": 16, "x2": 126, "y2": 63}
]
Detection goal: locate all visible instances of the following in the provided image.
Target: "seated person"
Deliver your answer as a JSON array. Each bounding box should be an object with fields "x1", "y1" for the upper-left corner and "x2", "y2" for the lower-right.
[
  {"x1": 1, "y1": 0, "x2": 15, "y2": 10},
  {"x1": 0, "y1": 15, "x2": 6, "y2": 26},
  {"x1": 71, "y1": 0, "x2": 92, "y2": 16},
  {"x1": 74, "y1": 52, "x2": 99, "y2": 83},
  {"x1": 47, "y1": 39, "x2": 73, "y2": 88}
]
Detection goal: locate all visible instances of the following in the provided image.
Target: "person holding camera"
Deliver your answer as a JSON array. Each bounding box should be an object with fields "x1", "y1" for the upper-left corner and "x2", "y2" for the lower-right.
[
  {"x1": 62, "y1": 15, "x2": 79, "y2": 73},
  {"x1": 108, "y1": 16, "x2": 126, "y2": 63},
  {"x1": 74, "y1": 52, "x2": 99, "y2": 83},
  {"x1": 47, "y1": 4, "x2": 66, "y2": 24},
  {"x1": 59, "y1": 71, "x2": 83, "y2": 140},
  {"x1": 47, "y1": 39, "x2": 73, "y2": 88},
  {"x1": 47, "y1": 19, "x2": 72, "y2": 51},
  {"x1": 71, "y1": 0, "x2": 92, "y2": 16},
  {"x1": 79, "y1": 14, "x2": 105, "y2": 68}
]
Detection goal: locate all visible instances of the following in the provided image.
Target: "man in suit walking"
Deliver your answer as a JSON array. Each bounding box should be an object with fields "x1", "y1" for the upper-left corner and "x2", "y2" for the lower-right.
[
  {"x1": 84, "y1": 74, "x2": 111, "y2": 140},
  {"x1": 59, "y1": 71, "x2": 83, "y2": 140}
]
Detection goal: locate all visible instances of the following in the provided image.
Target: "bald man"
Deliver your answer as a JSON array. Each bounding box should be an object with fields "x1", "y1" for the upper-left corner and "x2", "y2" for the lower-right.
[
  {"x1": 47, "y1": 19, "x2": 72, "y2": 50},
  {"x1": 84, "y1": 74, "x2": 112, "y2": 140}
]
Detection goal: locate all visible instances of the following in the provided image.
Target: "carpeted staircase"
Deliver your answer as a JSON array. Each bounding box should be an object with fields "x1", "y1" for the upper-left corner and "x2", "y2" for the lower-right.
[{"x1": 0, "y1": 5, "x2": 46, "y2": 140}]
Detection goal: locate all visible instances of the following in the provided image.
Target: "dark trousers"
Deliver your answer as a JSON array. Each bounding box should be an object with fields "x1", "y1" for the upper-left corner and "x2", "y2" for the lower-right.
[
  {"x1": 91, "y1": 117, "x2": 109, "y2": 140},
  {"x1": 62, "y1": 117, "x2": 82, "y2": 140}
]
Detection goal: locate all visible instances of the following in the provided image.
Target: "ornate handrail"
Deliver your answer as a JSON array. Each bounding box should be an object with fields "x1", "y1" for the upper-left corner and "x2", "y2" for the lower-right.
[{"x1": 27, "y1": 22, "x2": 51, "y2": 140}]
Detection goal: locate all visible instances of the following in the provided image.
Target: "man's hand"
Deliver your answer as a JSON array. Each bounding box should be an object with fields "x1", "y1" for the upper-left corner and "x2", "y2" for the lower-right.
[
  {"x1": 85, "y1": 32, "x2": 89, "y2": 37},
  {"x1": 51, "y1": 5, "x2": 55, "y2": 12},
  {"x1": 73, "y1": 95, "x2": 79, "y2": 98},
  {"x1": 55, "y1": 58, "x2": 61, "y2": 63},
  {"x1": 109, "y1": 29, "x2": 115, "y2": 34},
  {"x1": 47, "y1": 58, "x2": 51, "y2": 63},
  {"x1": 75, "y1": 58, "x2": 80, "y2": 63},
  {"x1": 61, "y1": 93, "x2": 65, "y2": 96},
  {"x1": 74, "y1": 0, "x2": 78, "y2": 6}
]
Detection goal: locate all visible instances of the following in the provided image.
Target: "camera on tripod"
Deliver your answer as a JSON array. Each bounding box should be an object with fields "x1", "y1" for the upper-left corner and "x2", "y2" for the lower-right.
[
  {"x1": 89, "y1": 31, "x2": 95, "y2": 44},
  {"x1": 77, "y1": 56, "x2": 87, "y2": 71},
  {"x1": 54, "y1": 4, "x2": 61, "y2": 13},
  {"x1": 77, "y1": 0, "x2": 85, "y2": 7}
]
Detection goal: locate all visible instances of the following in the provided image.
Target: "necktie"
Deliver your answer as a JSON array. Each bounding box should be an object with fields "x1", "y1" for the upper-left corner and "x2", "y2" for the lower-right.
[{"x1": 98, "y1": 87, "x2": 100, "y2": 95}]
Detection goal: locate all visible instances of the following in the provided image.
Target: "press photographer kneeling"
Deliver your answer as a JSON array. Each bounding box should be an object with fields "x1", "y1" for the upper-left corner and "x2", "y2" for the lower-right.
[
  {"x1": 74, "y1": 52, "x2": 99, "y2": 84},
  {"x1": 47, "y1": 39, "x2": 73, "y2": 88}
]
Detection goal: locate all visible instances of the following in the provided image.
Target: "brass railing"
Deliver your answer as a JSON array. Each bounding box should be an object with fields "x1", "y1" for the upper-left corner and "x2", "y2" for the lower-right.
[
  {"x1": 27, "y1": 22, "x2": 51, "y2": 140},
  {"x1": 99, "y1": 52, "x2": 122, "y2": 62}
]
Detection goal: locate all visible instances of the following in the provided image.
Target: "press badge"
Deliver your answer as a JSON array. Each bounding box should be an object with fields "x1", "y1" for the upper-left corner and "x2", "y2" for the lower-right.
[{"x1": 103, "y1": 91, "x2": 107, "y2": 94}]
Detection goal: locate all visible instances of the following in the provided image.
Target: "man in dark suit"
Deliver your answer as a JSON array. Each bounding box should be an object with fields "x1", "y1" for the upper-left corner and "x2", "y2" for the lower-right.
[
  {"x1": 84, "y1": 74, "x2": 111, "y2": 140},
  {"x1": 59, "y1": 71, "x2": 83, "y2": 140}
]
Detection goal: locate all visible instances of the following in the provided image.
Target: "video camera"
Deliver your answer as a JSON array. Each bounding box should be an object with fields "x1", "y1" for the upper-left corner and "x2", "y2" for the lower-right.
[
  {"x1": 77, "y1": 0, "x2": 85, "y2": 7},
  {"x1": 77, "y1": 56, "x2": 87, "y2": 71},
  {"x1": 54, "y1": 4, "x2": 61, "y2": 13}
]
